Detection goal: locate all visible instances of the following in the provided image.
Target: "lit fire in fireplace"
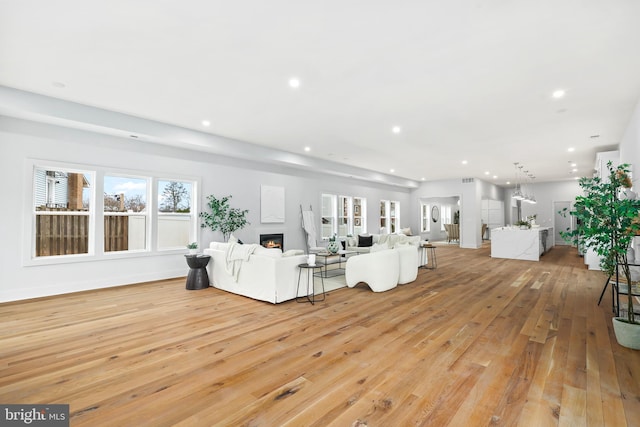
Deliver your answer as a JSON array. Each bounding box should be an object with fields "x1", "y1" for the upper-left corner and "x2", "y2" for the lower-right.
[{"x1": 265, "y1": 240, "x2": 281, "y2": 249}]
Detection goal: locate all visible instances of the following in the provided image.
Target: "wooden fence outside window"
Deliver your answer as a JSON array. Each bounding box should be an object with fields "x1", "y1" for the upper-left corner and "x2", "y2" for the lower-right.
[{"x1": 35, "y1": 208, "x2": 129, "y2": 256}]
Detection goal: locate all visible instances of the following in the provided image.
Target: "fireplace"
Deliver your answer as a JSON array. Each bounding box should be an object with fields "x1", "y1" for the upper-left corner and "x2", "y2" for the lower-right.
[{"x1": 260, "y1": 233, "x2": 284, "y2": 250}]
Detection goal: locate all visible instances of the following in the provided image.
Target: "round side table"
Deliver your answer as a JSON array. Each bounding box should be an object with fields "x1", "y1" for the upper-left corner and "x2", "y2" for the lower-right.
[
  {"x1": 185, "y1": 255, "x2": 211, "y2": 290},
  {"x1": 296, "y1": 263, "x2": 325, "y2": 305},
  {"x1": 420, "y1": 244, "x2": 437, "y2": 270}
]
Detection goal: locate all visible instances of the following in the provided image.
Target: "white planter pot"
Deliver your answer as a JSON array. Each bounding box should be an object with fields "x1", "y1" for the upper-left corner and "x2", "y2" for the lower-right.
[
  {"x1": 189, "y1": 249, "x2": 198, "y2": 255},
  {"x1": 612, "y1": 317, "x2": 640, "y2": 350}
]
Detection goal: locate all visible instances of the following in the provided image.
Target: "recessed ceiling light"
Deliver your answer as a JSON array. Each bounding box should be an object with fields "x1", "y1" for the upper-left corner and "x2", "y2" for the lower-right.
[
  {"x1": 201, "y1": 120, "x2": 210, "y2": 127},
  {"x1": 421, "y1": 177, "x2": 425, "y2": 181},
  {"x1": 571, "y1": 163, "x2": 577, "y2": 167},
  {"x1": 484, "y1": 171, "x2": 490, "y2": 175},
  {"x1": 572, "y1": 168, "x2": 578, "y2": 172},
  {"x1": 552, "y1": 89, "x2": 566, "y2": 99},
  {"x1": 574, "y1": 176, "x2": 580, "y2": 180},
  {"x1": 390, "y1": 168, "x2": 395, "y2": 173},
  {"x1": 462, "y1": 160, "x2": 468, "y2": 165},
  {"x1": 493, "y1": 175, "x2": 498, "y2": 179},
  {"x1": 304, "y1": 146, "x2": 310, "y2": 152},
  {"x1": 568, "y1": 147, "x2": 575, "y2": 152},
  {"x1": 392, "y1": 126, "x2": 401, "y2": 134},
  {"x1": 506, "y1": 181, "x2": 511, "y2": 185},
  {"x1": 289, "y1": 78, "x2": 300, "y2": 88}
]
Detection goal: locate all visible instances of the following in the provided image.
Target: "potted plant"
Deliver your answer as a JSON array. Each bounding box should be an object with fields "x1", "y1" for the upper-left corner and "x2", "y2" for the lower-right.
[
  {"x1": 200, "y1": 195, "x2": 250, "y2": 242},
  {"x1": 560, "y1": 162, "x2": 640, "y2": 349},
  {"x1": 186, "y1": 242, "x2": 198, "y2": 255},
  {"x1": 515, "y1": 219, "x2": 530, "y2": 229}
]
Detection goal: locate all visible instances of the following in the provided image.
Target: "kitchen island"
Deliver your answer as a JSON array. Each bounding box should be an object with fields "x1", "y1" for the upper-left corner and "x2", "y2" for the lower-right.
[{"x1": 491, "y1": 226, "x2": 554, "y2": 261}]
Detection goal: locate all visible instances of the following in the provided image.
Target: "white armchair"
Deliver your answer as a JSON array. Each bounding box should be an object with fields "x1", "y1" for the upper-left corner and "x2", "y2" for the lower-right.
[
  {"x1": 396, "y1": 245, "x2": 419, "y2": 284},
  {"x1": 345, "y1": 249, "x2": 400, "y2": 292}
]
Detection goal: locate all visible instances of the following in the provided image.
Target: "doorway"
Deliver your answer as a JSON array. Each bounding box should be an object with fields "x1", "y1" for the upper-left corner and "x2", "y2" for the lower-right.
[{"x1": 554, "y1": 201, "x2": 572, "y2": 246}]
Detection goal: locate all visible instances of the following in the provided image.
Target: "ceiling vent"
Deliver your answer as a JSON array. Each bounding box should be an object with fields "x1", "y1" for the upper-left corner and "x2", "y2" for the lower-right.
[{"x1": 462, "y1": 177, "x2": 475, "y2": 183}]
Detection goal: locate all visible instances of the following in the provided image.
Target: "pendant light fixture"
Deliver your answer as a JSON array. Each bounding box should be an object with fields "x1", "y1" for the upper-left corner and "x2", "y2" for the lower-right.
[{"x1": 512, "y1": 163, "x2": 524, "y2": 200}]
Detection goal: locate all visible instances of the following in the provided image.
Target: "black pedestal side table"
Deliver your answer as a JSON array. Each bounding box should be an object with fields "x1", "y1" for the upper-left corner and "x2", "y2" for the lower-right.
[
  {"x1": 296, "y1": 263, "x2": 325, "y2": 305},
  {"x1": 185, "y1": 255, "x2": 211, "y2": 290}
]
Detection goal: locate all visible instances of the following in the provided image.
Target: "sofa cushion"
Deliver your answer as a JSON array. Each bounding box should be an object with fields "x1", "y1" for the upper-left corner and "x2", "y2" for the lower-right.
[
  {"x1": 253, "y1": 246, "x2": 282, "y2": 257},
  {"x1": 210, "y1": 242, "x2": 229, "y2": 251},
  {"x1": 370, "y1": 242, "x2": 389, "y2": 253},
  {"x1": 358, "y1": 234, "x2": 373, "y2": 247},
  {"x1": 283, "y1": 249, "x2": 304, "y2": 257}
]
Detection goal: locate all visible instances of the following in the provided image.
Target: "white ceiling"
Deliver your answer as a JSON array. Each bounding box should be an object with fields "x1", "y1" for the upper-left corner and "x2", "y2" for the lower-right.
[{"x1": 1, "y1": 1, "x2": 639, "y2": 186}]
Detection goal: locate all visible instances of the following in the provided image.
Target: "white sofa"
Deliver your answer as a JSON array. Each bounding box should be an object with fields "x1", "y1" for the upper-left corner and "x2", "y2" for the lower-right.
[
  {"x1": 345, "y1": 233, "x2": 421, "y2": 253},
  {"x1": 204, "y1": 242, "x2": 308, "y2": 304},
  {"x1": 345, "y1": 244, "x2": 419, "y2": 292}
]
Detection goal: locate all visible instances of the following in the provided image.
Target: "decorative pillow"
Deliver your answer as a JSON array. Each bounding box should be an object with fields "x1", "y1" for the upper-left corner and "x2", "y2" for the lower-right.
[
  {"x1": 283, "y1": 249, "x2": 304, "y2": 257},
  {"x1": 229, "y1": 234, "x2": 239, "y2": 243},
  {"x1": 358, "y1": 235, "x2": 373, "y2": 247},
  {"x1": 401, "y1": 227, "x2": 413, "y2": 236},
  {"x1": 347, "y1": 237, "x2": 358, "y2": 247}
]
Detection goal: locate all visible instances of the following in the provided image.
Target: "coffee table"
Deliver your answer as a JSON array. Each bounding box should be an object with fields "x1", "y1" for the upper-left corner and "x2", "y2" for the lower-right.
[{"x1": 315, "y1": 250, "x2": 357, "y2": 277}]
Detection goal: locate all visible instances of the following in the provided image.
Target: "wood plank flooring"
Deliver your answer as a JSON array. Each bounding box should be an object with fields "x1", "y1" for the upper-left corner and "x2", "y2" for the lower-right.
[{"x1": 1, "y1": 244, "x2": 639, "y2": 426}]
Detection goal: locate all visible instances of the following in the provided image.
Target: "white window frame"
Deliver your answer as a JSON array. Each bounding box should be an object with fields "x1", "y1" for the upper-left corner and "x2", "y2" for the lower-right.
[
  {"x1": 380, "y1": 200, "x2": 400, "y2": 234},
  {"x1": 322, "y1": 193, "x2": 367, "y2": 239},
  {"x1": 421, "y1": 202, "x2": 430, "y2": 232},
  {"x1": 103, "y1": 173, "x2": 151, "y2": 254},
  {"x1": 24, "y1": 159, "x2": 200, "y2": 266},
  {"x1": 156, "y1": 178, "x2": 198, "y2": 251},
  {"x1": 441, "y1": 205, "x2": 452, "y2": 231}
]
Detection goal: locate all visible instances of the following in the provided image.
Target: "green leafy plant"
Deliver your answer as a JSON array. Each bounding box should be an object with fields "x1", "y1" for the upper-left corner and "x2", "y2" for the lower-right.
[
  {"x1": 199, "y1": 195, "x2": 250, "y2": 242},
  {"x1": 186, "y1": 242, "x2": 198, "y2": 249},
  {"x1": 453, "y1": 210, "x2": 460, "y2": 224},
  {"x1": 515, "y1": 220, "x2": 530, "y2": 228},
  {"x1": 560, "y1": 162, "x2": 640, "y2": 324}
]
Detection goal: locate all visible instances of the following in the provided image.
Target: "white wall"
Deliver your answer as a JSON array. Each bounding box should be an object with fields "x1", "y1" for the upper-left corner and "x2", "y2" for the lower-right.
[
  {"x1": 620, "y1": 97, "x2": 640, "y2": 179},
  {"x1": 0, "y1": 116, "x2": 411, "y2": 302}
]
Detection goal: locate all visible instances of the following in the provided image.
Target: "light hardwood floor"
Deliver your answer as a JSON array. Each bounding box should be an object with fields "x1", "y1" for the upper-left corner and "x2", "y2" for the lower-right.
[{"x1": 1, "y1": 244, "x2": 639, "y2": 426}]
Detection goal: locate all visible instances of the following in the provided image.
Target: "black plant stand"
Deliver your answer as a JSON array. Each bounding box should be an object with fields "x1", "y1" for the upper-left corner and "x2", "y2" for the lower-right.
[{"x1": 185, "y1": 255, "x2": 210, "y2": 290}]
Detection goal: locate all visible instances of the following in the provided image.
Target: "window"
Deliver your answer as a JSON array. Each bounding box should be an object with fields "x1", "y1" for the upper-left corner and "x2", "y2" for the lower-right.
[
  {"x1": 104, "y1": 175, "x2": 149, "y2": 252},
  {"x1": 421, "y1": 202, "x2": 430, "y2": 232},
  {"x1": 441, "y1": 205, "x2": 452, "y2": 231},
  {"x1": 322, "y1": 193, "x2": 366, "y2": 238},
  {"x1": 380, "y1": 200, "x2": 400, "y2": 234},
  {"x1": 157, "y1": 179, "x2": 196, "y2": 250},
  {"x1": 338, "y1": 195, "x2": 350, "y2": 237},
  {"x1": 33, "y1": 167, "x2": 93, "y2": 257},
  {"x1": 28, "y1": 160, "x2": 199, "y2": 264},
  {"x1": 321, "y1": 194, "x2": 337, "y2": 239},
  {"x1": 353, "y1": 197, "x2": 366, "y2": 235}
]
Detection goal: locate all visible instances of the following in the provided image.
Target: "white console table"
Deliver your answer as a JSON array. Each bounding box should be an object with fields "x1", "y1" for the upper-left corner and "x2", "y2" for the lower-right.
[{"x1": 490, "y1": 227, "x2": 554, "y2": 261}]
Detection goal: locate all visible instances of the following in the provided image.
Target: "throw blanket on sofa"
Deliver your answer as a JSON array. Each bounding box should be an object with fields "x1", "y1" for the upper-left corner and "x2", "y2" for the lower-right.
[{"x1": 225, "y1": 243, "x2": 258, "y2": 282}]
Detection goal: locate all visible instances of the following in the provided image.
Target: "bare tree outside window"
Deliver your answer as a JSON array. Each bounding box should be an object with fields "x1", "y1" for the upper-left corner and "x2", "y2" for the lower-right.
[
  {"x1": 160, "y1": 181, "x2": 190, "y2": 213},
  {"x1": 125, "y1": 194, "x2": 146, "y2": 212}
]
